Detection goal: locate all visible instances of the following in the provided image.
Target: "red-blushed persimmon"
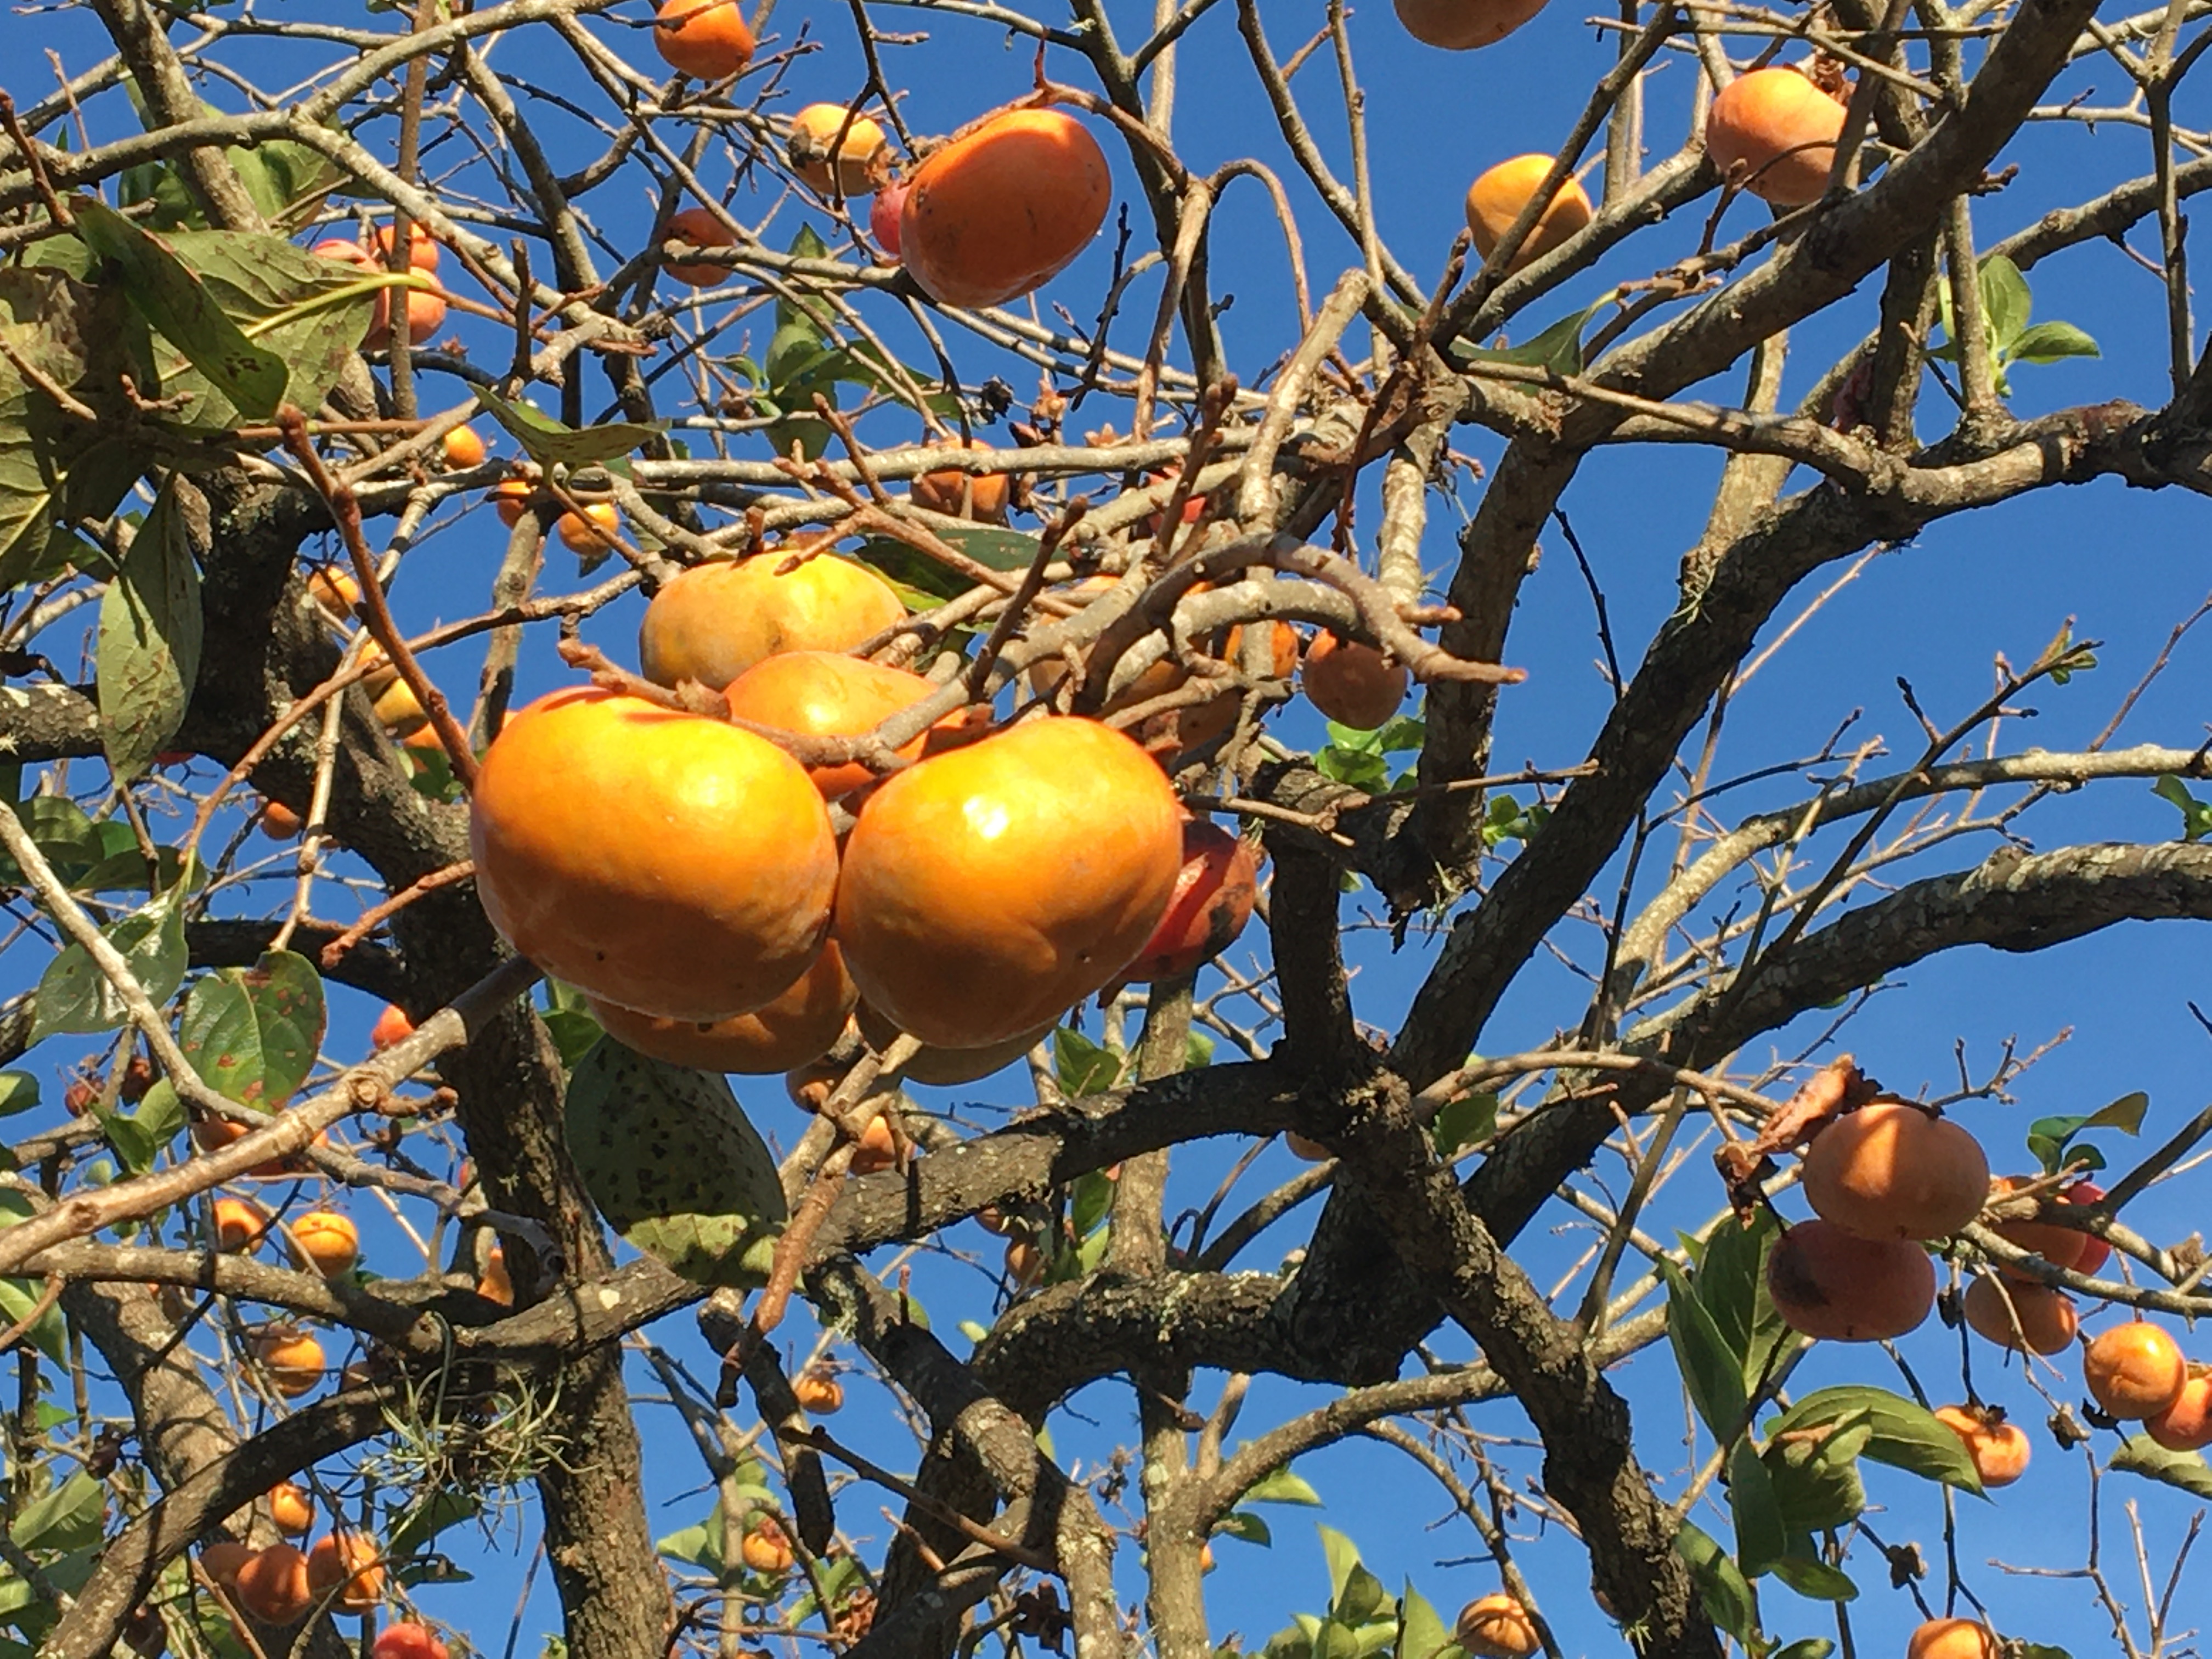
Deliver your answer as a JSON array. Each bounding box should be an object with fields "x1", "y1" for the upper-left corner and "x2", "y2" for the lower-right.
[
  {"x1": 793, "y1": 1368, "x2": 844, "y2": 1414},
  {"x1": 1932, "y1": 1405, "x2": 2030, "y2": 1487},
  {"x1": 306, "y1": 1531, "x2": 384, "y2": 1612},
  {"x1": 556, "y1": 502, "x2": 620, "y2": 557},
  {"x1": 1455, "y1": 1594, "x2": 1539, "y2": 1659},
  {"x1": 441, "y1": 425, "x2": 486, "y2": 469},
  {"x1": 253, "y1": 1329, "x2": 326, "y2": 1398},
  {"x1": 788, "y1": 103, "x2": 889, "y2": 196},
  {"x1": 1800, "y1": 1101, "x2": 1989, "y2": 1240},
  {"x1": 2145, "y1": 1371, "x2": 2212, "y2": 1451},
  {"x1": 212, "y1": 1197, "x2": 268, "y2": 1252},
  {"x1": 900, "y1": 110, "x2": 1111, "y2": 308},
  {"x1": 1907, "y1": 1620, "x2": 2001, "y2": 1659},
  {"x1": 2064, "y1": 1181, "x2": 2112, "y2": 1274},
  {"x1": 719, "y1": 650, "x2": 980, "y2": 800},
  {"x1": 468, "y1": 688, "x2": 839, "y2": 1023},
  {"x1": 232, "y1": 1545, "x2": 313, "y2": 1623},
  {"x1": 268, "y1": 1481, "x2": 314, "y2": 1535},
  {"x1": 871, "y1": 178, "x2": 909, "y2": 259},
  {"x1": 1705, "y1": 66, "x2": 1848, "y2": 207},
  {"x1": 1124, "y1": 819, "x2": 1260, "y2": 982},
  {"x1": 662, "y1": 206, "x2": 737, "y2": 287},
  {"x1": 1962, "y1": 1274, "x2": 2079, "y2": 1355},
  {"x1": 639, "y1": 552, "x2": 908, "y2": 692},
  {"x1": 373, "y1": 1624, "x2": 450, "y2": 1659},
  {"x1": 289, "y1": 1210, "x2": 359, "y2": 1278},
  {"x1": 200, "y1": 1540, "x2": 254, "y2": 1588},
  {"x1": 2083, "y1": 1321, "x2": 2188, "y2": 1419},
  {"x1": 1765, "y1": 1218, "x2": 1935, "y2": 1341},
  {"x1": 371, "y1": 1003, "x2": 414, "y2": 1051},
  {"x1": 836, "y1": 717, "x2": 1183, "y2": 1048},
  {"x1": 741, "y1": 1516, "x2": 793, "y2": 1573},
  {"x1": 910, "y1": 437, "x2": 1010, "y2": 522},
  {"x1": 588, "y1": 943, "x2": 857, "y2": 1074},
  {"x1": 1394, "y1": 0, "x2": 1547, "y2": 49},
  {"x1": 1302, "y1": 632, "x2": 1409, "y2": 731},
  {"x1": 1989, "y1": 1173, "x2": 2092, "y2": 1275},
  {"x1": 856, "y1": 1002, "x2": 1054, "y2": 1086},
  {"x1": 1465, "y1": 155, "x2": 1593, "y2": 272},
  {"x1": 653, "y1": 0, "x2": 754, "y2": 80}
]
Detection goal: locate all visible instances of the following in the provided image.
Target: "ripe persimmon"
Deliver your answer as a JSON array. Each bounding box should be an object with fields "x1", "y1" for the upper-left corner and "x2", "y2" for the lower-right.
[
  {"x1": 200, "y1": 1540, "x2": 254, "y2": 1587},
  {"x1": 1766, "y1": 1218, "x2": 1934, "y2": 1341},
  {"x1": 1394, "y1": 0, "x2": 1547, "y2": 48},
  {"x1": 1455, "y1": 1594, "x2": 1539, "y2": 1659},
  {"x1": 233, "y1": 1544, "x2": 314, "y2": 1623},
  {"x1": 910, "y1": 437, "x2": 1010, "y2": 522},
  {"x1": 213, "y1": 1197, "x2": 268, "y2": 1252},
  {"x1": 662, "y1": 206, "x2": 736, "y2": 288},
  {"x1": 477, "y1": 1243, "x2": 515, "y2": 1307},
  {"x1": 556, "y1": 502, "x2": 620, "y2": 557},
  {"x1": 1125, "y1": 819, "x2": 1260, "y2": 982},
  {"x1": 848, "y1": 1114, "x2": 901, "y2": 1175},
  {"x1": 307, "y1": 1531, "x2": 384, "y2": 1612},
  {"x1": 836, "y1": 717, "x2": 1182, "y2": 1048},
  {"x1": 1961, "y1": 1274, "x2": 2078, "y2": 1356},
  {"x1": 469, "y1": 688, "x2": 840, "y2": 1022},
  {"x1": 371, "y1": 1003, "x2": 414, "y2": 1051},
  {"x1": 261, "y1": 799, "x2": 303, "y2": 839},
  {"x1": 254, "y1": 1329, "x2": 326, "y2": 1398},
  {"x1": 856, "y1": 1002, "x2": 1052, "y2": 1085},
  {"x1": 639, "y1": 552, "x2": 908, "y2": 692},
  {"x1": 374, "y1": 1624, "x2": 450, "y2": 1659},
  {"x1": 1989, "y1": 1173, "x2": 2091, "y2": 1275},
  {"x1": 900, "y1": 110, "x2": 1111, "y2": 308},
  {"x1": 589, "y1": 941, "x2": 857, "y2": 1074},
  {"x1": 793, "y1": 1368, "x2": 844, "y2": 1414},
  {"x1": 653, "y1": 0, "x2": 754, "y2": 80},
  {"x1": 491, "y1": 478, "x2": 538, "y2": 528},
  {"x1": 788, "y1": 103, "x2": 889, "y2": 196},
  {"x1": 373, "y1": 676, "x2": 428, "y2": 740},
  {"x1": 268, "y1": 1481, "x2": 314, "y2": 1534},
  {"x1": 365, "y1": 284, "x2": 447, "y2": 351},
  {"x1": 193, "y1": 1112, "x2": 319, "y2": 1178},
  {"x1": 1302, "y1": 632, "x2": 1409, "y2": 731},
  {"x1": 1907, "y1": 1620, "x2": 2001, "y2": 1659},
  {"x1": 720, "y1": 651, "x2": 977, "y2": 799},
  {"x1": 785, "y1": 1058, "x2": 841, "y2": 1114},
  {"x1": 1705, "y1": 66, "x2": 1847, "y2": 207},
  {"x1": 373, "y1": 224, "x2": 441, "y2": 272},
  {"x1": 1005, "y1": 1237, "x2": 1045, "y2": 1287},
  {"x1": 2064, "y1": 1181, "x2": 2112, "y2": 1274},
  {"x1": 2145, "y1": 1372, "x2": 2212, "y2": 1451},
  {"x1": 442, "y1": 426, "x2": 486, "y2": 469},
  {"x1": 1465, "y1": 155, "x2": 1593, "y2": 272},
  {"x1": 308, "y1": 568, "x2": 359, "y2": 620},
  {"x1": 1800, "y1": 1101, "x2": 1988, "y2": 1241},
  {"x1": 741, "y1": 1517, "x2": 794, "y2": 1573},
  {"x1": 289, "y1": 1210, "x2": 359, "y2": 1278},
  {"x1": 1933, "y1": 1405, "x2": 2030, "y2": 1488},
  {"x1": 2083, "y1": 1321, "x2": 2187, "y2": 1419}
]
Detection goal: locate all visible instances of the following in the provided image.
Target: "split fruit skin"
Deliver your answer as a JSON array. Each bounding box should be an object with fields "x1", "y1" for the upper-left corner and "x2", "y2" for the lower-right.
[
  {"x1": 589, "y1": 942, "x2": 857, "y2": 1074},
  {"x1": 1766, "y1": 1217, "x2": 1934, "y2": 1341},
  {"x1": 900, "y1": 110, "x2": 1112, "y2": 308},
  {"x1": 640, "y1": 553, "x2": 908, "y2": 693},
  {"x1": 1705, "y1": 66, "x2": 1848, "y2": 207},
  {"x1": 836, "y1": 716, "x2": 1184, "y2": 1049},
  {"x1": 468, "y1": 687, "x2": 839, "y2": 1023}
]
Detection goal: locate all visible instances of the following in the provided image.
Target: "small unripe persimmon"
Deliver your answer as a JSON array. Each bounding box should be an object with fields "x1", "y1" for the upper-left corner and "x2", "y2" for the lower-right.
[
  {"x1": 1800, "y1": 1101, "x2": 1988, "y2": 1241},
  {"x1": 1455, "y1": 1594, "x2": 1539, "y2": 1659},
  {"x1": 1961, "y1": 1274, "x2": 2078, "y2": 1356},
  {"x1": 1932, "y1": 1405, "x2": 2030, "y2": 1488},
  {"x1": 1302, "y1": 632, "x2": 1409, "y2": 731},
  {"x1": 653, "y1": 0, "x2": 753, "y2": 80},
  {"x1": 200, "y1": 1540, "x2": 254, "y2": 1588},
  {"x1": 307, "y1": 1531, "x2": 385, "y2": 1612},
  {"x1": 268, "y1": 1481, "x2": 314, "y2": 1534},
  {"x1": 260, "y1": 799, "x2": 303, "y2": 839},
  {"x1": 2083, "y1": 1321, "x2": 2188, "y2": 1419},
  {"x1": 442, "y1": 425, "x2": 487, "y2": 469},
  {"x1": 371, "y1": 1003, "x2": 415, "y2": 1051},
  {"x1": 232, "y1": 1545, "x2": 313, "y2": 1624},
  {"x1": 741, "y1": 1517, "x2": 793, "y2": 1574},
  {"x1": 1906, "y1": 1620, "x2": 2001, "y2": 1659},
  {"x1": 290, "y1": 1210, "x2": 360, "y2": 1278},
  {"x1": 793, "y1": 1368, "x2": 844, "y2": 1414},
  {"x1": 2145, "y1": 1372, "x2": 2212, "y2": 1451},
  {"x1": 212, "y1": 1197, "x2": 268, "y2": 1252},
  {"x1": 1766, "y1": 1218, "x2": 1934, "y2": 1341}
]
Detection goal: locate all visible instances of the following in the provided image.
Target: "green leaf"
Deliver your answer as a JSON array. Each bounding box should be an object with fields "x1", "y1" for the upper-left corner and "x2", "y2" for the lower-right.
[
  {"x1": 2082, "y1": 1091, "x2": 2148, "y2": 1135},
  {"x1": 1979, "y1": 255, "x2": 2031, "y2": 348},
  {"x1": 104, "y1": 1076, "x2": 185, "y2": 1176},
  {"x1": 177, "y1": 951, "x2": 326, "y2": 1109},
  {"x1": 9, "y1": 1471, "x2": 104, "y2": 1551},
  {"x1": 0, "y1": 1075, "x2": 38, "y2": 1118},
  {"x1": 1660, "y1": 1255, "x2": 1751, "y2": 1444},
  {"x1": 563, "y1": 1040, "x2": 787, "y2": 1288},
  {"x1": 1319, "y1": 1527, "x2": 1392, "y2": 1627},
  {"x1": 1215, "y1": 1510, "x2": 1273, "y2": 1547},
  {"x1": 1767, "y1": 1386, "x2": 1982, "y2": 1495},
  {"x1": 1242, "y1": 1466, "x2": 1325, "y2": 1507},
  {"x1": 1396, "y1": 1583, "x2": 1459, "y2": 1659},
  {"x1": 1729, "y1": 1435, "x2": 1790, "y2": 1577},
  {"x1": 1452, "y1": 294, "x2": 1615, "y2": 377},
  {"x1": 1315, "y1": 743, "x2": 1391, "y2": 792},
  {"x1": 2152, "y1": 776, "x2": 2212, "y2": 840},
  {"x1": 1696, "y1": 1209, "x2": 1788, "y2": 1391},
  {"x1": 1069, "y1": 1167, "x2": 1116, "y2": 1238},
  {"x1": 2005, "y1": 320, "x2": 2100, "y2": 366},
  {"x1": 1053, "y1": 1026, "x2": 1123, "y2": 1096},
  {"x1": 473, "y1": 388, "x2": 664, "y2": 470},
  {"x1": 1674, "y1": 1519, "x2": 1760, "y2": 1646},
  {"x1": 654, "y1": 1508, "x2": 724, "y2": 1570},
  {"x1": 0, "y1": 1279, "x2": 65, "y2": 1365},
  {"x1": 1767, "y1": 1554, "x2": 1857, "y2": 1602},
  {"x1": 1776, "y1": 1640, "x2": 1838, "y2": 1659},
  {"x1": 542, "y1": 1005, "x2": 606, "y2": 1070},
  {"x1": 2111, "y1": 1433, "x2": 2212, "y2": 1498},
  {"x1": 31, "y1": 887, "x2": 188, "y2": 1040},
  {"x1": 71, "y1": 198, "x2": 285, "y2": 421},
  {"x1": 1430, "y1": 1090, "x2": 1497, "y2": 1160},
  {"x1": 96, "y1": 477, "x2": 202, "y2": 783},
  {"x1": 1762, "y1": 1417, "x2": 1870, "y2": 1534}
]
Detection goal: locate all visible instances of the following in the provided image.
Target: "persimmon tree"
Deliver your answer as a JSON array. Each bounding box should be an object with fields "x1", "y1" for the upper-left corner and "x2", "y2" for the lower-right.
[{"x1": 1, "y1": 2, "x2": 2211, "y2": 1659}]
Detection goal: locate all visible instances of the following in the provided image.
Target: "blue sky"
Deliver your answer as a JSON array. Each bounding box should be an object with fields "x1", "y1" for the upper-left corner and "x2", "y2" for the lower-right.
[{"x1": 9, "y1": 0, "x2": 2212, "y2": 1655}]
